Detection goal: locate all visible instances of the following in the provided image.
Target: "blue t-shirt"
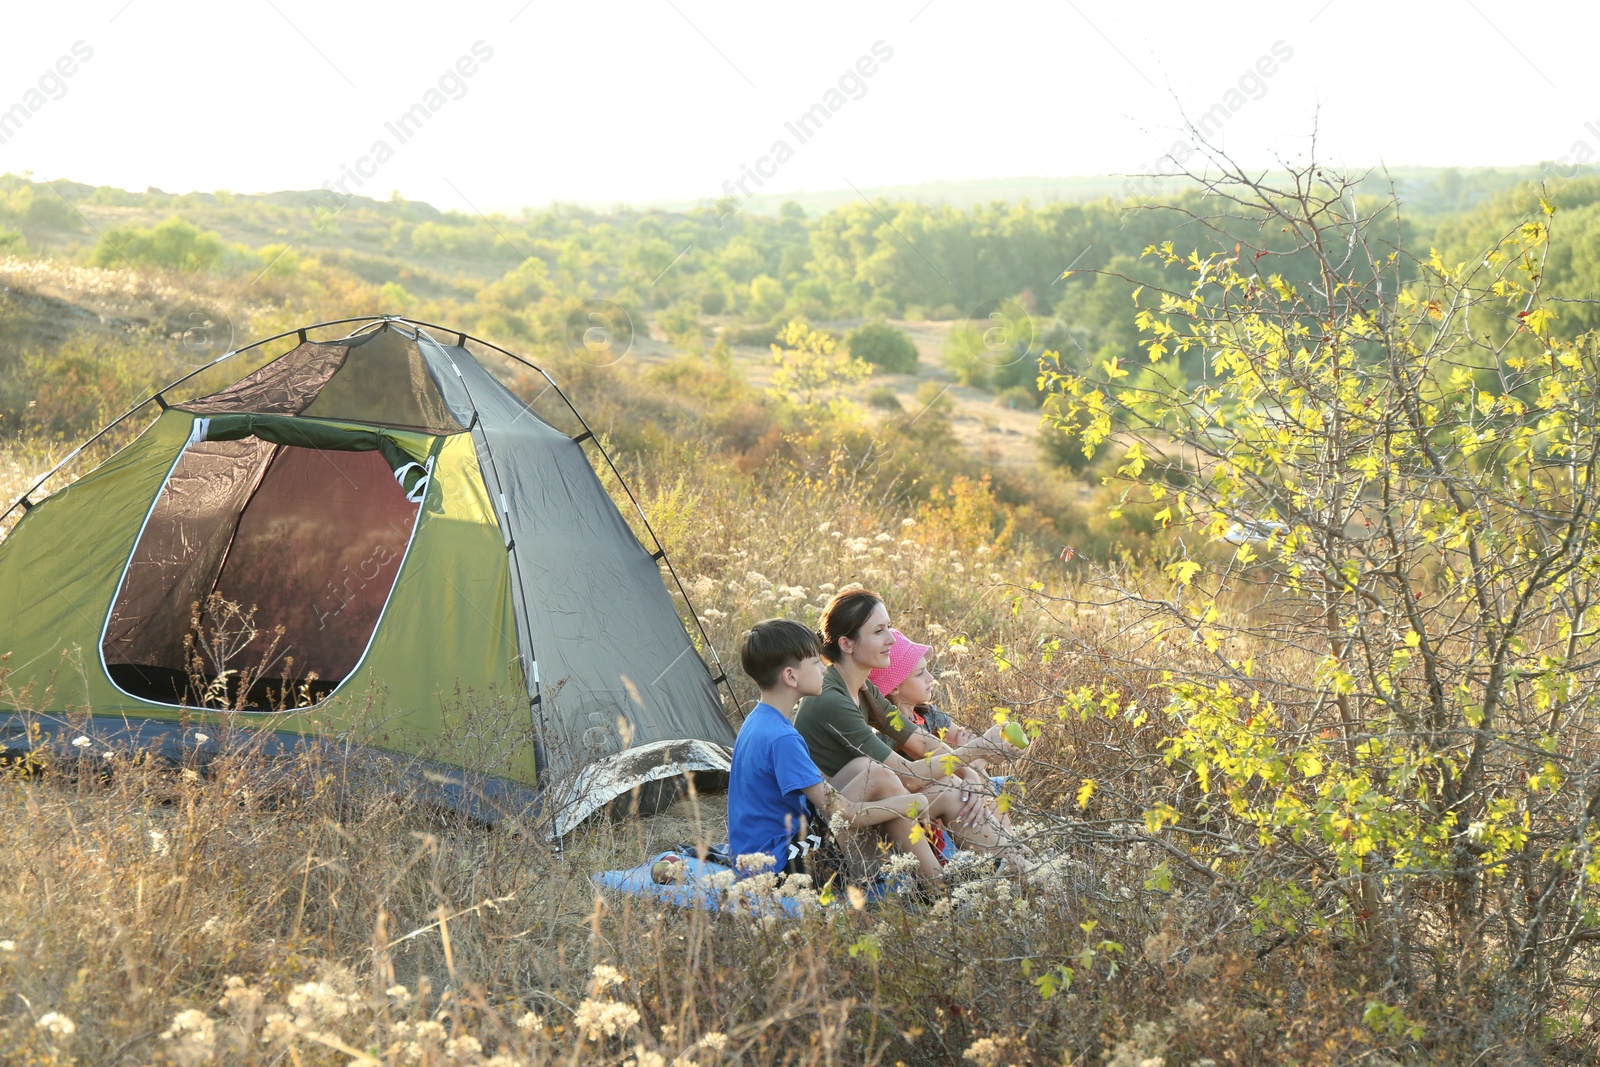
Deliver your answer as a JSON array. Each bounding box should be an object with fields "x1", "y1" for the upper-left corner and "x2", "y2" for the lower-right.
[{"x1": 727, "y1": 702, "x2": 825, "y2": 867}]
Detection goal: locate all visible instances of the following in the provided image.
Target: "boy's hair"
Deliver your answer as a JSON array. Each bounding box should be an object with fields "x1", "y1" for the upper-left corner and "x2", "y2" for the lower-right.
[{"x1": 740, "y1": 618, "x2": 821, "y2": 689}]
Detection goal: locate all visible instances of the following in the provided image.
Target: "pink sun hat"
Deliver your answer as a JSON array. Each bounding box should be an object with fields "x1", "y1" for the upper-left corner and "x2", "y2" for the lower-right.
[{"x1": 869, "y1": 629, "x2": 933, "y2": 697}]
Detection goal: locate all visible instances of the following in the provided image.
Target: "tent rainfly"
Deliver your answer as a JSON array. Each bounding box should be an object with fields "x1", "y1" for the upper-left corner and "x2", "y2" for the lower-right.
[{"x1": 0, "y1": 319, "x2": 738, "y2": 833}]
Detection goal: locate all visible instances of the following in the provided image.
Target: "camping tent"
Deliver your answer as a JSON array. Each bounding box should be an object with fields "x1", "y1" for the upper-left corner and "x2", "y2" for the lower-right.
[{"x1": 0, "y1": 318, "x2": 738, "y2": 833}]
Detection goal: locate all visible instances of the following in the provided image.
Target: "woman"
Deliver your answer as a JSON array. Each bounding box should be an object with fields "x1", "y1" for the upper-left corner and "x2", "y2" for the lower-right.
[{"x1": 793, "y1": 589, "x2": 1030, "y2": 876}]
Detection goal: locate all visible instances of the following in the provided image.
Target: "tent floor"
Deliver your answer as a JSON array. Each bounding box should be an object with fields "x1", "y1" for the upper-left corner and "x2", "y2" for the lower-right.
[{"x1": 106, "y1": 662, "x2": 338, "y2": 710}]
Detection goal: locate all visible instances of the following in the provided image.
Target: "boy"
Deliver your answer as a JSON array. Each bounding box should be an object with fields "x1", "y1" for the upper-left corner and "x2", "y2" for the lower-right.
[{"x1": 728, "y1": 618, "x2": 940, "y2": 881}]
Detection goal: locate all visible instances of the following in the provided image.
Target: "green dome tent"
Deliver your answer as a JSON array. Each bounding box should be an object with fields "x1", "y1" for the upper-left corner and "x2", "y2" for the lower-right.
[{"x1": 0, "y1": 318, "x2": 738, "y2": 833}]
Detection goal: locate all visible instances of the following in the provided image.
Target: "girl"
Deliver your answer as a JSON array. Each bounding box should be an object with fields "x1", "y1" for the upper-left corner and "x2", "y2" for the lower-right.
[
  {"x1": 870, "y1": 628, "x2": 1027, "y2": 779},
  {"x1": 793, "y1": 589, "x2": 1031, "y2": 876},
  {"x1": 870, "y1": 628, "x2": 1027, "y2": 860}
]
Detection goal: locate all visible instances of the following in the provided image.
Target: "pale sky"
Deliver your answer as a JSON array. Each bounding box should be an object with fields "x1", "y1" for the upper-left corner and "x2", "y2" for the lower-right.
[{"x1": 0, "y1": 1, "x2": 1593, "y2": 215}]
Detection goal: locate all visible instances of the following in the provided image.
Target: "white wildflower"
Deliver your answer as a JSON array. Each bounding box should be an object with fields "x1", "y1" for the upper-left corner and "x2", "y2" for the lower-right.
[
  {"x1": 628, "y1": 1046, "x2": 667, "y2": 1067},
  {"x1": 573, "y1": 997, "x2": 641, "y2": 1040},
  {"x1": 735, "y1": 852, "x2": 775, "y2": 873},
  {"x1": 780, "y1": 872, "x2": 812, "y2": 892},
  {"x1": 0, "y1": 940, "x2": 14, "y2": 951},
  {"x1": 35, "y1": 1012, "x2": 76, "y2": 1038},
  {"x1": 818, "y1": 583, "x2": 836, "y2": 594},
  {"x1": 260, "y1": 1010, "x2": 295, "y2": 1044},
  {"x1": 387, "y1": 984, "x2": 412, "y2": 1003},
  {"x1": 149, "y1": 828, "x2": 169, "y2": 854},
  {"x1": 71, "y1": 735, "x2": 92, "y2": 749},
  {"x1": 828, "y1": 811, "x2": 851, "y2": 839},
  {"x1": 219, "y1": 977, "x2": 264, "y2": 1016},
  {"x1": 516, "y1": 1011, "x2": 543, "y2": 1032},
  {"x1": 445, "y1": 1035, "x2": 482, "y2": 1058},
  {"x1": 200, "y1": 916, "x2": 221, "y2": 936},
  {"x1": 162, "y1": 1009, "x2": 217, "y2": 1063},
  {"x1": 287, "y1": 979, "x2": 357, "y2": 1021},
  {"x1": 193, "y1": 733, "x2": 209, "y2": 744},
  {"x1": 901, "y1": 518, "x2": 916, "y2": 528},
  {"x1": 591, "y1": 963, "x2": 627, "y2": 989},
  {"x1": 874, "y1": 532, "x2": 892, "y2": 542},
  {"x1": 697, "y1": 1031, "x2": 729, "y2": 1050},
  {"x1": 963, "y1": 1036, "x2": 1007, "y2": 1066}
]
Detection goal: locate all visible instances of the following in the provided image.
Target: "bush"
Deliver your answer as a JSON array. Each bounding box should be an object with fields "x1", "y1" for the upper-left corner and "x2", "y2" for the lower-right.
[
  {"x1": 995, "y1": 385, "x2": 1039, "y2": 410},
  {"x1": 0, "y1": 185, "x2": 82, "y2": 234},
  {"x1": 1042, "y1": 158, "x2": 1600, "y2": 1042},
  {"x1": 721, "y1": 320, "x2": 780, "y2": 347},
  {"x1": 0, "y1": 228, "x2": 23, "y2": 253},
  {"x1": 91, "y1": 217, "x2": 224, "y2": 272},
  {"x1": 1037, "y1": 422, "x2": 1092, "y2": 473},
  {"x1": 656, "y1": 299, "x2": 707, "y2": 351},
  {"x1": 845, "y1": 320, "x2": 919, "y2": 373},
  {"x1": 865, "y1": 384, "x2": 903, "y2": 411},
  {"x1": 748, "y1": 274, "x2": 785, "y2": 319},
  {"x1": 941, "y1": 322, "x2": 992, "y2": 388},
  {"x1": 697, "y1": 287, "x2": 727, "y2": 315},
  {"x1": 862, "y1": 294, "x2": 898, "y2": 319}
]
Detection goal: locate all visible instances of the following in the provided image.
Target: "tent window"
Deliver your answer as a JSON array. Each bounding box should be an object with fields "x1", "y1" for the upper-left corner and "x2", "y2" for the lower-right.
[{"x1": 103, "y1": 442, "x2": 421, "y2": 710}]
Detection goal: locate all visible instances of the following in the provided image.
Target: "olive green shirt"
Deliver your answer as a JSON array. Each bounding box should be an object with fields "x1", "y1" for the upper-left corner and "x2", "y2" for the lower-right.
[{"x1": 794, "y1": 664, "x2": 918, "y2": 777}]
